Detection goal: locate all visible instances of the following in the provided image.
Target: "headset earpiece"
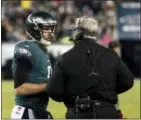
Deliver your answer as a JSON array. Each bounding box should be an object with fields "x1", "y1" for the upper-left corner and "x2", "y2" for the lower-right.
[{"x1": 71, "y1": 28, "x2": 84, "y2": 41}]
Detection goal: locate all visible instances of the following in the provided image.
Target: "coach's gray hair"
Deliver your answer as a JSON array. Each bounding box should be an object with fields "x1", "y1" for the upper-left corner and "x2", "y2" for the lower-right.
[{"x1": 75, "y1": 16, "x2": 98, "y2": 39}]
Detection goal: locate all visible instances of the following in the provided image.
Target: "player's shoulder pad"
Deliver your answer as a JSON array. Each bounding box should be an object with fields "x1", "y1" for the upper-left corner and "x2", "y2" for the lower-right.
[
  {"x1": 14, "y1": 40, "x2": 32, "y2": 58},
  {"x1": 15, "y1": 40, "x2": 32, "y2": 47}
]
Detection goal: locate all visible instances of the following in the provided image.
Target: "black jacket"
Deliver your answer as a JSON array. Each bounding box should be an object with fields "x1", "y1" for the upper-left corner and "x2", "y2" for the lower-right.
[{"x1": 47, "y1": 38, "x2": 134, "y2": 107}]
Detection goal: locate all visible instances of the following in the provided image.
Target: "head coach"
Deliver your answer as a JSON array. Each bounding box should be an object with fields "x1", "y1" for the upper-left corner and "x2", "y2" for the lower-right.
[{"x1": 47, "y1": 16, "x2": 134, "y2": 119}]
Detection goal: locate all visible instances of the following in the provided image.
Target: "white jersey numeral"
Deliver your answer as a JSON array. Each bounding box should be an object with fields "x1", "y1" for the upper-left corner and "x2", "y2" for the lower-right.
[{"x1": 47, "y1": 66, "x2": 52, "y2": 79}]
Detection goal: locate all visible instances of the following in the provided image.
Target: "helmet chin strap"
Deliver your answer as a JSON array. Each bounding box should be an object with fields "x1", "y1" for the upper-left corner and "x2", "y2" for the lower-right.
[{"x1": 40, "y1": 38, "x2": 51, "y2": 46}]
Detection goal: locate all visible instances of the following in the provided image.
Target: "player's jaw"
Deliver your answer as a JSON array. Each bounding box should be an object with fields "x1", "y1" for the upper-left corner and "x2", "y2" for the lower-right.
[{"x1": 41, "y1": 29, "x2": 53, "y2": 41}]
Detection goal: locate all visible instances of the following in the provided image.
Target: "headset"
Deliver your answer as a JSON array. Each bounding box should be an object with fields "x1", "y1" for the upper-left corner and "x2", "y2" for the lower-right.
[{"x1": 69, "y1": 28, "x2": 84, "y2": 42}]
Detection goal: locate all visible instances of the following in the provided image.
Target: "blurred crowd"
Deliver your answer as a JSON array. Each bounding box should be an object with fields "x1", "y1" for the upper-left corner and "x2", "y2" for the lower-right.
[{"x1": 2, "y1": 0, "x2": 139, "y2": 45}]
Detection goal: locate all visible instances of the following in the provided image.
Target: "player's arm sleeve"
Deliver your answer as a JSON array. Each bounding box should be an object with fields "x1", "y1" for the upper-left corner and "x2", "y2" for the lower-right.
[
  {"x1": 47, "y1": 60, "x2": 66, "y2": 102},
  {"x1": 116, "y1": 57, "x2": 134, "y2": 94},
  {"x1": 14, "y1": 47, "x2": 32, "y2": 88}
]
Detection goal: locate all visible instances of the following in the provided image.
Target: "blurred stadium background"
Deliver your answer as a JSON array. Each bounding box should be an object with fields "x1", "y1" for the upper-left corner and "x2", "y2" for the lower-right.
[{"x1": 1, "y1": 0, "x2": 140, "y2": 119}]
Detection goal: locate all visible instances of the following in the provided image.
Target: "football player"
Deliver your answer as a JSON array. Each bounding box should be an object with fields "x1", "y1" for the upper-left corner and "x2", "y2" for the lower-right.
[{"x1": 11, "y1": 11, "x2": 57, "y2": 119}]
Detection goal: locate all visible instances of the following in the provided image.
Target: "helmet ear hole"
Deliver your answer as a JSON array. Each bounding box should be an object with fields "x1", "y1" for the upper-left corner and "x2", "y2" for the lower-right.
[
  {"x1": 37, "y1": 24, "x2": 43, "y2": 29},
  {"x1": 26, "y1": 28, "x2": 41, "y2": 41}
]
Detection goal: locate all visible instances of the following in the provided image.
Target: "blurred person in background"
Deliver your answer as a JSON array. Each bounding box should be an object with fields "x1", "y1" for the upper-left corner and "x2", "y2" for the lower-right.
[
  {"x1": 103, "y1": 1, "x2": 118, "y2": 40},
  {"x1": 108, "y1": 40, "x2": 121, "y2": 56},
  {"x1": 108, "y1": 40, "x2": 125, "y2": 118},
  {"x1": 47, "y1": 16, "x2": 134, "y2": 119},
  {"x1": 1, "y1": 17, "x2": 19, "y2": 42},
  {"x1": 1, "y1": 21, "x2": 8, "y2": 42},
  {"x1": 11, "y1": 11, "x2": 57, "y2": 119}
]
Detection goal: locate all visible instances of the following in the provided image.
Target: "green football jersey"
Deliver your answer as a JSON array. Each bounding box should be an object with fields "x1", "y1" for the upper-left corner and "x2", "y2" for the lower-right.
[{"x1": 12, "y1": 40, "x2": 52, "y2": 109}]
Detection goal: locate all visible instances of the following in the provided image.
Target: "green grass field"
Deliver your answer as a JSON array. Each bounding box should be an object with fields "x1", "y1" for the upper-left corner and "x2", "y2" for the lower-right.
[{"x1": 2, "y1": 80, "x2": 140, "y2": 119}]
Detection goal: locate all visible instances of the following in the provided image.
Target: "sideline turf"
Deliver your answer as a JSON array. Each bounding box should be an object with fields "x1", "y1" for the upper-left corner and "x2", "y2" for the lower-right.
[{"x1": 1, "y1": 80, "x2": 140, "y2": 119}]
